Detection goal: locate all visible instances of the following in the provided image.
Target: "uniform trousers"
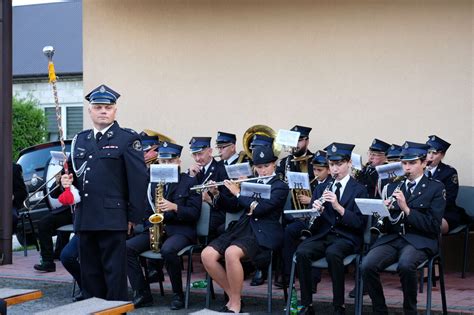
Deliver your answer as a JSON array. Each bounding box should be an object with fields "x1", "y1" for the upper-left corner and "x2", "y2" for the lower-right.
[
  {"x1": 37, "y1": 210, "x2": 72, "y2": 263},
  {"x1": 127, "y1": 232, "x2": 192, "y2": 295},
  {"x1": 295, "y1": 234, "x2": 354, "y2": 308},
  {"x1": 361, "y1": 237, "x2": 429, "y2": 315},
  {"x1": 60, "y1": 234, "x2": 81, "y2": 289},
  {"x1": 79, "y1": 231, "x2": 127, "y2": 300}
]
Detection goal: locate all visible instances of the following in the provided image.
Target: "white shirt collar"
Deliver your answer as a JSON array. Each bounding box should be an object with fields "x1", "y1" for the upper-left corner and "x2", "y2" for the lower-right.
[
  {"x1": 406, "y1": 174, "x2": 423, "y2": 190},
  {"x1": 93, "y1": 123, "x2": 114, "y2": 137},
  {"x1": 333, "y1": 173, "x2": 350, "y2": 198},
  {"x1": 259, "y1": 172, "x2": 275, "y2": 184},
  {"x1": 427, "y1": 165, "x2": 438, "y2": 176},
  {"x1": 225, "y1": 152, "x2": 239, "y2": 165},
  {"x1": 203, "y1": 160, "x2": 213, "y2": 173}
]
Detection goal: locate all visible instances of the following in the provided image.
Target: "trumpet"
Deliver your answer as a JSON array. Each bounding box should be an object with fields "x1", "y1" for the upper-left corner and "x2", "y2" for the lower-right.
[
  {"x1": 190, "y1": 175, "x2": 275, "y2": 191},
  {"x1": 300, "y1": 175, "x2": 336, "y2": 238},
  {"x1": 370, "y1": 175, "x2": 407, "y2": 235}
]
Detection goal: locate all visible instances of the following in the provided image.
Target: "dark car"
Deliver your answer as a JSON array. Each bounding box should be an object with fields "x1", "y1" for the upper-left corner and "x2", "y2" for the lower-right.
[{"x1": 16, "y1": 140, "x2": 72, "y2": 246}]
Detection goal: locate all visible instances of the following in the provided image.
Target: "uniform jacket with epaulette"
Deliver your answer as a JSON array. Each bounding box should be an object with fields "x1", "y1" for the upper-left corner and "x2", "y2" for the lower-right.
[
  {"x1": 146, "y1": 173, "x2": 201, "y2": 241},
  {"x1": 305, "y1": 176, "x2": 368, "y2": 249},
  {"x1": 373, "y1": 175, "x2": 446, "y2": 255},
  {"x1": 69, "y1": 121, "x2": 148, "y2": 231}
]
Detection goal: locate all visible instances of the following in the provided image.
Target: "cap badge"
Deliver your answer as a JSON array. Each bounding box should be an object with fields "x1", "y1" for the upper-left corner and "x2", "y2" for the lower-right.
[
  {"x1": 331, "y1": 144, "x2": 337, "y2": 153},
  {"x1": 294, "y1": 126, "x2": 298, "y2": 131},
  {"x1": 99, "y1": 85, "x2": 106, "y2": 93},
  {"x1": 217, "y1": 132, "x2": 221, "y2": 137},
  {"x1": 191, "y1": 138, "x2": 196, "y2": 144},
  {"x1": 316, "y1": 151, "x2": 320, "y2": 156},
  {"x1": 404, "y1": 142, "x2": 409, "y2": 149},
  {"x1": 431, "y1": 136, "x2": 436, "y2": 141},
  {"x1": 372, "y1": 139, "x2": 376, "y2": 145},
  {"x1": 260, "y1": 152, "x2": 265, "y2": 158},
  {"x1": 253, "y1": 135, "x2": 257, "y2": 140},
  {"x1": 390, "y1": 145, "x2": 395, "y2": 150},
  {"x1": 163, "y1": 142, "x2": 168, "y2": 147}
]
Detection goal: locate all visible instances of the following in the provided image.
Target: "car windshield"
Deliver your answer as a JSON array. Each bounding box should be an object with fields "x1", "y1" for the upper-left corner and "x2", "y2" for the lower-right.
[{"x1": 17, "y1": 145, "x2": 70, "y2": 174}]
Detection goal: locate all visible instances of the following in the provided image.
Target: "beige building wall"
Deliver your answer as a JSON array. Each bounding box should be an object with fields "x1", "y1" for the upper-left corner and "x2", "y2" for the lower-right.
[{"x1": 83, "y1": 0, "x2": 473, "y2": 185}]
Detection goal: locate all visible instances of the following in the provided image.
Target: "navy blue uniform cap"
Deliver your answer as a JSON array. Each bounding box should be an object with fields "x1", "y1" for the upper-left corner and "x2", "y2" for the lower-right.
[
  {"x1": 250, "y1": 134, "x2": 274, "y2": 148},
  {"x1": 158, "y1": 142, "x2": 183, "y2": 159},
  {"x1": 369, "y1": 138, "x2": 390, "y2": 153},
  {"x1": 216, "y1": 131, "x2": 236, "y2": 146},
  {"x1": 386, "y1": 144, "x2": 402, "y2": 160},
  {"x1": 139, "y1": 132, "x2": 159, "y2": 152},
  {"x1": 290, "y1": 125, "x2": 312, "y2": 139},
  {"x1": 312, "y1": 150, "x2": 328, "y2": 167},
  {"x1": 426, "y1": 135, "x2": 451, "y2": 153},
  {"x1": 400, "y1": 141, "x2": 430, "y2": 161},
  {"x1": 324, "y1": 142, "x2": 355, "y2": 161},
  {"x1": 85, "y1": 84, "x2": 120, "y2": 104},
  {"x1": 189, "y1": 137, "x2": 212, "y2": 153},
  {"x1": 252, "y1": 145, "x2": 277, "y2": 165}
]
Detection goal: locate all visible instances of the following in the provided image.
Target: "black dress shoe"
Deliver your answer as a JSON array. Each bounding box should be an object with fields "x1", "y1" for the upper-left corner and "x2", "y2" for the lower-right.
[
  {"x1": 72, "y1": 292, "x2": 85, "y2": 302},
  {"x1": 298, "y1": 305, "x2": 315, "y2": 315},
  {"x1": 250, "y1": 269, "x2": 267, "y2": 286},
  {"x1": 170, "y1": 293, "x2": 184, "y2": 310},
  {"x1": 34, "y1": 261, "x2": 56, "y2": 272},
  {"x1": 348, "y1": 286, "x2": 368, "y2": 298},
  {"x1": 147, "y1": 268, "x2": 165, "y2": 284},
  {"x1": 133, "y1": 290, "x2": 153, "y2": 308},
  {"x1": 274, "y1": 277, "x2": 288, "y2": 288}
]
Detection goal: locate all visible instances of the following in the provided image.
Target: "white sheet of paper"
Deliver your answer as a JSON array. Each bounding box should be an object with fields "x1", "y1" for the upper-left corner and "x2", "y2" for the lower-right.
[
  {"x1": 240, "y1": 182, "x2": 271, "y2": 199},
  {"x1": 225, "y1": 162, "x2": 253, "y2": 179},
  {"x1": 355, "y1": 198, "x2": 391, "y2": 217},
  {"x1": 283, "y1": 209, "x2": 320, "y2": 218},
  {"x1": 351, "y1": 153, "x2": 363, "y2": 170},
  {"x1": 150, "y1": 164, "x2": 179, "y2": 183},
  {"x1": 275, "y1": 129, "x2": 300, "y2": 147},
  {"x1": 376, "y1": 162, "x2": 405, "y2": 179},
  {"x1": 287, "y1": 171, "x2": 310, "y2": 190},
  {"x1": 50, "y1": 151, "x2": 70, "y2": 165}
]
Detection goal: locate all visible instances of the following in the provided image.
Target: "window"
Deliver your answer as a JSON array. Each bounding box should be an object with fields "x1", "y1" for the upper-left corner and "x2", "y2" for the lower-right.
[{"x1": 44, "y1": 105, "x2": 83, "y2": 141}]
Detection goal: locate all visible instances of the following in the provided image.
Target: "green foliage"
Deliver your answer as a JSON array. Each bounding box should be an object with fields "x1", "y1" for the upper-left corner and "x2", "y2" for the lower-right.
[{"x1": 12, "y1": 95, "x2": 47, "y2": 160}]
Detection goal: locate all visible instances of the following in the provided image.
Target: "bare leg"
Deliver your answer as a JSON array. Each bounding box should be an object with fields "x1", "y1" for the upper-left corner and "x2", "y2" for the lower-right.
[
  {"x1": 201, "y1": 246, "x2": 231, "y2": 297},
  {"x1": 225, "y1": 245, "x2": 245, "y2": 312}
]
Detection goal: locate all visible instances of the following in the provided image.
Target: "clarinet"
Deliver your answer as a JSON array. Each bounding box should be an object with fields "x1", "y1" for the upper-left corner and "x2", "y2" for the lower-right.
[{"x1": 300, "y1": 175, "x2": 336, "y2": 238}]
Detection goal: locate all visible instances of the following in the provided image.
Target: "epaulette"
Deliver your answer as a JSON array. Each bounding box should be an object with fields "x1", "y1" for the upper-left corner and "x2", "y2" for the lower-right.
[
  {"x1": 77, "y1": 129, "x2": 92, "y2": 135},
  {"x1": 122, "y1": 127, "x2": 138, "y2": 135}
]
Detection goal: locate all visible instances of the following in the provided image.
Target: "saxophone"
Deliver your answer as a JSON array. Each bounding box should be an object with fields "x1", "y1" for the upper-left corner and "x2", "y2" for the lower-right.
[{"x1": 149, "y1": 182, "x2": 165, "y2": 252}]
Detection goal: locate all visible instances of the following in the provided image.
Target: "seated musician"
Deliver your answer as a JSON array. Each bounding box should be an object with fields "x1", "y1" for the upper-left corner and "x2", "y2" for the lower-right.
[
  {"x1": 355, "y1": 138, "x2": 390, "y2": 199},
  {"x1": 361, "y1": 141, "x2": 446, "y2": 315},
  {"x1": 277, "y1": 150, "x2": 331, "y2": 291},
  {"x1": 425, "y1": 135, "x2": 470, "y2": 233},
  {"x1": 215, "y1": 131, "x2": 249, "y2": 165},
  {"x1": 201, "y1": 145, "x2": 289, "y2": 313},
  {"x1": 295, "y1": 142, "x2": 367, "y2": 315},
  {"x1": 126, "y1": 142, "x2": 201, "y2": 310}
]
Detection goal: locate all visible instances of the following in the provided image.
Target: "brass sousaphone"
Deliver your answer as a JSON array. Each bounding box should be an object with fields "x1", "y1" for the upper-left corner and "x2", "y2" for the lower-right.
[
  {"x1": 242, "y1": 124, "x2": 282, "y2": 159},
  {"x1": 142, "y1": 129, "x2": 176, "y2": 166}
]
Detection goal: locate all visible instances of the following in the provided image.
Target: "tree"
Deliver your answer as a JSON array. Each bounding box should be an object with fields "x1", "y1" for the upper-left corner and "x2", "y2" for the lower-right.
[{"x1": 12, "y1": 96, "x2": 47, "y2": 160}]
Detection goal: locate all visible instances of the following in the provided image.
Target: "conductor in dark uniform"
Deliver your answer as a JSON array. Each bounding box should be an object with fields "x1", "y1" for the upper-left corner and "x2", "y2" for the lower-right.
[
  {"x1": 425, "y1": 135, "x2": 469, "y2": 233},
  {"x1": 354, "y1": 138, "x2": 390, "y2": 199},
  {"x1": 201, "y1": 145, "x2": 289, "y2": 313},
  {"x1": 295, "y1": 143, "x2": 368, "y2": 315},
  {"x1": 126, "y1": 142, "x2": 201, "y2": 310},
  {"x1": 361, "y1": 141, "x2": 446, "y2": 315},
  {"x1": 59, "y1": 84, "x2": 148, "y2": 301}
]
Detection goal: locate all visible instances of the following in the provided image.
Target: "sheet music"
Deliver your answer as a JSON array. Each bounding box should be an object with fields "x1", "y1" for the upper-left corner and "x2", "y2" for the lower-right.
[
  {"x1": 376, "y1": 162, "x2": 405, "y2": 179},
  {"x1": 225, "y1": 162, "x2": 253, "y2": 179},
  {"x1": 287, "y1": 171, "x2": 310, "y2": 190},
  {"x1": 240, "y1": 182, "x2": 271, "y2": 199},
  {"x1": 355, "y1": 198, "x2": 391, "y2": 217},
  {"x1": 351, "y1": 153, "x2": 363, "y2": 170},
  {"x1": 150, "y1": 164, "x2": 179, "y2": 183},
  {"x1": 50, "y1": 151, "x2": 70, "y2": 165},
  {"x1": 275, "y1": 129, "x2": 300, "y2": 147}
]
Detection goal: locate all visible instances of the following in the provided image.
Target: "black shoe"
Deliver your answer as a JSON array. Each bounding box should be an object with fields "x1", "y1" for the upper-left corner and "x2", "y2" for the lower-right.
[
  {"x1": 34, "y1": 261, "x2": 56, "y2": 272},
  {"x1": 147, "y1": 268, "x2": 165, "y2": 283},
  {"x1": 298, "y1": 305, "x2": 315, "y2": 315},
  {"x1": 133, "y1": 290, "x2": 153, "y2": 308},
  {"x1": 274, "y1": 277, "x2": 288, "y2": 289},
  {"x1": 250, "y1": 269, "x2": 267, "y2": 286},
  {"x1": 348, "y1": 286, "x2": 368, "y2": 298},
  {"x1": 170, "y1": 293, "x2": 184, "y2": 310},
  {"x1": 72, "y1": 292, "x2": 85, "y2": 302},
  {"x1": 334, "y1": 306, "x2": 345, "y2": 315}
]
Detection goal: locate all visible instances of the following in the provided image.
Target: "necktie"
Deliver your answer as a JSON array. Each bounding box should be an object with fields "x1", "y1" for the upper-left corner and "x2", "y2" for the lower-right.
[
  {"x1": 427, "y1": 171, "x2": 432, "y2": 179},
  {"x1": 95, "y1": 132, "x2": 103, "y2": 143},
  {"x1": 257, "y1": 179, "x2": 264, "y2": 184},
  {"x1": 334, "y1": 182, "x2": 342, "y2": 201},
  {"x1": 406, "y1": 181, "x2": 416, "y2": 196}
]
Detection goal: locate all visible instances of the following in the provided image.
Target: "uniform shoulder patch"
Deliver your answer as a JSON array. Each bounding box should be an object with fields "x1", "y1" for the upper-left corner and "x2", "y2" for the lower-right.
[
  {"x1": 132, "y1": 139, "x2": 142, "y2": 151},
  {"x1": 442, "y1": 189, "x2": 446, "y2": 200},
  {"x1": 451, "y1": 174, "x2": 458, "y2": 185},
  {"x1": 122, "y1": 127, "x2": 138, "y2": 135}
]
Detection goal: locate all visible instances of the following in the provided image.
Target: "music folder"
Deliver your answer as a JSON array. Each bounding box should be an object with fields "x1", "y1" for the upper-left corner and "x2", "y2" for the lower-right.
[{"x1": 355, "y1": 198, "x2": 391, "y2": 217}]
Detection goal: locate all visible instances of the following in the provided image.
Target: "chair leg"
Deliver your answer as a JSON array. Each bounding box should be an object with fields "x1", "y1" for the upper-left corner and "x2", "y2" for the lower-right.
[
  {"x1": 355, "y1": 256, "x2": 362, "y2": 315},
  {"x1": 20, "y1": 214, "x2": 28, "y2": 257},
  {"x1": 27, "y1": 213, "x2": 39, "y2": 251},
  {"x1": 185, "y1": 253, "x2": 193, "y2": 309},
  {"x1": 205, "y1": 273, "x2": 212, "y2": 308},
  {"x1": 285, "y1": 255, "x2": 297, "y2": 315},
  {"x1": 426, "y1": 259, "x2": 434, "y2": 315},
  {"x1": 267, "y1": 251, "x2": 273, "y2": 313},
  {"x1": 418, "y1": 269, "x2": 424, "y2": 294},
  {"x1": 438, "y1": 257, "x2": 448, "y2": 315},
  {"x1": 71, "y1": 280, "x2": 76, "y2": 297},
  {"x1": 462, "y1": 226, "x2": 469, "y2": 278}
]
